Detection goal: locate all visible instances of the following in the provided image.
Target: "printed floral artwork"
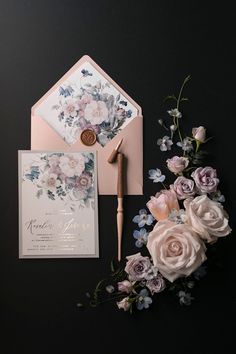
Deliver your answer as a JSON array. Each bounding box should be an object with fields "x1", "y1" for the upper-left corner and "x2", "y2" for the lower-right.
[
  {"x1": 77, "y1": 76, "x2": 232, "y2": 313},
  {"x1": 39, "y1": 62, "x2": 136, "y2": 146},
  {"x1": 23, "y1": 152, "x2": 95, "y2": 210}
]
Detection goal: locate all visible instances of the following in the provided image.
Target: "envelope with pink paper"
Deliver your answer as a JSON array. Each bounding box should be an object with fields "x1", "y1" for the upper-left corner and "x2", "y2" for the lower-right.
[{"x1": 31, "y1": 55, "x2": 143, "y2": 195}]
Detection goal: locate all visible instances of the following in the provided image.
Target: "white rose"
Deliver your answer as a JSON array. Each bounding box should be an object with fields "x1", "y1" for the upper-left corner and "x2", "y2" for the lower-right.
[
  {"x1": 147, "y1": 220, "x2": 206, "y2": 282},
  {"x1": 184, "y1": 195, "x2": 231, "y2": 243}
]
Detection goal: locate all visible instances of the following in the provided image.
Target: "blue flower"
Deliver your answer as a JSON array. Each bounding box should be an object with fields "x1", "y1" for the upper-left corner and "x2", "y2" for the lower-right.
[
  {"x1": 133, "y1": 228, "x2": 149, "y2": 248},
  {"x1": 193, "y1": 265, "x2": 207, "y2": 280},
  {"x1": 157, "y1": 136, "x2": 173, "y2": 151},
  {"x1": 81, "y1": 69, "x2": 92, "y2": 77},
  {"x1": 126, "y1": 109, "x2": 132, "y2": 118},
  {"x1": 177, "y1": 137, "x2": 193, "y2": 152},
  {"x1": 148, "y1": 168, "x2": 165, "y2": 183},
  {"x1": 59, "y1": 85, "x2": 74, "y2": 97},
  {"x1": 177, "y1": 291, "x2": 194, "y2": 306},
  {"x1": 136, "y1": 289, "x2": 152, "y2": 310},
  {"x1": 167, "y1": 108, "x2": 182, "y2": 119},
  {"x1": 25, "y1": 166, "x2": 40, "y2": 182},
  {"x1": 132, "y1": 209, "x2": 154, "y2": 228}
]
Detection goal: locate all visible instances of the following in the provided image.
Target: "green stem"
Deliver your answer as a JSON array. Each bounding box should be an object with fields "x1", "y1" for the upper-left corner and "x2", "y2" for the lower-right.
[
  {"x1": 176, "y1": 75, "x2": 191, "y2": 144},
  {"x1": 177, "y1": 75, "x2": 191, "y2": 110}
]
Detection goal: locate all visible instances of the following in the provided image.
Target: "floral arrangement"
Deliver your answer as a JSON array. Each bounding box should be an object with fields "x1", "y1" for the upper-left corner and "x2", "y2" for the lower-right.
[
  {"x1": 23, "y1": 152, "x2": 95, "y2": 209},
  {"x1": 52, "y1": 68, "x2": 133, "y2": 146},
  {"x1": 78, "y1": 76, "x2": 231, "y2": 312}
]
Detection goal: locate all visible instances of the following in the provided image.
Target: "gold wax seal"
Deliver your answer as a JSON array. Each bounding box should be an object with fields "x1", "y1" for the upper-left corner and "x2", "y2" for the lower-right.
[{"x1": 80, "y1": 129, "x2": 97, "y2": 146}]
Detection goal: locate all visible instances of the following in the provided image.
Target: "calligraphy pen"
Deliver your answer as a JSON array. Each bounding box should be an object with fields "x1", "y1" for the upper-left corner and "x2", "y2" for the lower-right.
[{"x1": 108, "y1": 139, "x2": 124, "y2": 261}]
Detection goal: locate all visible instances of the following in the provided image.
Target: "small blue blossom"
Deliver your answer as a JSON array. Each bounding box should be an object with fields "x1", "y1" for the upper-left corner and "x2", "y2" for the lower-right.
[
  {"x1": 177, "y1": 137, "x2": 193, "y2": 152},
  {"x1": 136, "y1": 289, "x2": 152, "y2": 310},
  {"x1": 148, "y1": 168, "x2": 166, "y2": 183},
  {"x1": 133, "y1": 228, "x2": 149, "y2": 248},
  {"x1": 25, "y1": 166, "x2": 40, "y2": 182},
  {"x1": 126, "y1": 109, "x2": 132, "y2": 118},
  {"x1": 132, "y1": 209, "x2": 154, "y2": 228},
  {"x1": 193, "y1": 265, "x2": 207, "y2": 280},
  {"x1": 157, "y1": 136, "x2": 173, "y2": 151},
  {"x1": 177, "y1": 291, "x2": 194, "y2": 306},
  {"x1": 210, "y1": 190, "x2": 225, "y2": 203},
  {"x1": 59, "y1": 85, "x2": 74, "y2": 97},
  {"x1": 81, "y1": 69, "x2": 92, "y2": 77},
  {"x1": 168, "y1": 108, "x2": 182, "y2": 118}
]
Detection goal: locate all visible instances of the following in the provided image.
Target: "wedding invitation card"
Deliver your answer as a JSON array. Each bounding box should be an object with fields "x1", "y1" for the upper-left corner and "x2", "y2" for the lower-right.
[{"x1": 18, "y1": 151, "x2": 99, "y2": 258}]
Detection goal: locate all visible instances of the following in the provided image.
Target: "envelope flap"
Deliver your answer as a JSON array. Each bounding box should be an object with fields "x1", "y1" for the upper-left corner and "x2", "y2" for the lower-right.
[{"x1": 32, "y1": 55, "x2": 142, "y2": 147}]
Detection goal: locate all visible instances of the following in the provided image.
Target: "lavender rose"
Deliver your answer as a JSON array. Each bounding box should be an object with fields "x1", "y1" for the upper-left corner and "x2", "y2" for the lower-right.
[
  {"x1": 166, "y1": 156, "x2": 189, "y2": 174},
  {"x1": 75, "y1": 172, "x2": 92, "y2": 190},
  {"x1": 147, "y1": 220, "x2": 207, "y2": 282},
  {"x1": 146, "y1": 275, "x2": 166, "y2": 295},
  {"x1": 184, "y1": 195, "x2": 231, "y2": 243},
  {"x1": 125, "y1": 253, "x2": 151, "y2": 281},
  {"x1": 172, "y1": 176, "x2": 195, "y2": 200},
  {"x1": 191, "y1": 167, "x2": 219, "y2": 194}
]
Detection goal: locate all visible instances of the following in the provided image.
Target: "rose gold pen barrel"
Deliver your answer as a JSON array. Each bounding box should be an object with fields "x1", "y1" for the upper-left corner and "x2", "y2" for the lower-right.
[{"x1": 117, "y1": 153, "x2": 124, "y2": 261}]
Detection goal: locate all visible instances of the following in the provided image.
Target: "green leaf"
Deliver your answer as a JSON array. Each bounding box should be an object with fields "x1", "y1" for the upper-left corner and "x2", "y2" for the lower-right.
[
  {"x1": 163, "y1": 94, "x2": 177, "y2": 102},
  {"x1": 110, "y1": 259, "x2": 115, "y2": 273}
]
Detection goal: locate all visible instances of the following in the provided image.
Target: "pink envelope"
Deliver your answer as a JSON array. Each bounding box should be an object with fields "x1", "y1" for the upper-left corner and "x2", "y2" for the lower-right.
[{"x1": 31, "y1": 55, "x2": 143, "y2": 195}]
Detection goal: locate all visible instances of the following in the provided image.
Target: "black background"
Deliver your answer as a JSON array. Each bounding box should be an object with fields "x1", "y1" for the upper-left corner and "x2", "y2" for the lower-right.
[{"x1": 0, "y1": 1, "x2": 235, "y2": 353}]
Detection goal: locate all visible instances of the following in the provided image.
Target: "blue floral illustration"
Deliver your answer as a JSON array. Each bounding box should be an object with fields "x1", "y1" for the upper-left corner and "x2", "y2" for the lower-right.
[
  {"x1": 23, "y1": 152, "x2": 95, "y2": 209},
  {"x1": 52, "y1": 67, "x2": 133, "y2": 146}
]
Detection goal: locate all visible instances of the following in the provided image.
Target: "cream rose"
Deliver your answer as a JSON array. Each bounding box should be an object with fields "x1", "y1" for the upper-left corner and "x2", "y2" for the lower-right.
[
  {"x1": 84, "y1": 100, "x2": 108, "y2": 125},
  {"x1": 184, "y1": 195, "x2": 231, "y2": 243},
  {"x1": 147, "y1": 220, "x2": 206, "y2": 282}
]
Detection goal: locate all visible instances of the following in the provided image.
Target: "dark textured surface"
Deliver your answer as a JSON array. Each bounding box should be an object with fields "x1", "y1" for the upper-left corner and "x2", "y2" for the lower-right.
[{"x1": 0, "y1": 1, "x2": 235, "y2": 353}]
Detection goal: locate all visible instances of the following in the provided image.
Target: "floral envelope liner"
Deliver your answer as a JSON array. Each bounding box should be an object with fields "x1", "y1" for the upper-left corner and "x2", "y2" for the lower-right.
[
  {"x1": 35, "y1": 61, "x2": 138, "y2": 146},
  {"x1": 23, "y1": 152, "x2": 95, "y2": 210}
]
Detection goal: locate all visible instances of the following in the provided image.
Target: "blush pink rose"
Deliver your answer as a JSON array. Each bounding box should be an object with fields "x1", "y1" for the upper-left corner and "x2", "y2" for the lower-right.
[
  {"x1": 184, "y1": 195, "x2": 232, "y2": 243},
  {"x1": 117, "y1": 297, "x2": 131, "y2": 311},
  {"x1": 84, "y1": 100, "x2": 108, "y2": 125},
  {"x1": 166, "y1": 156, "x2": 189, "y2": 174},
  {"x1": 192, "y1": 126, "x2": 206, "y2": 143},
  {"x1": 146, "y1": 189, "x2": 179, "y2": 221},
  {"x1": 147, "y1": 220, "x2": 207, "y2": 282}
]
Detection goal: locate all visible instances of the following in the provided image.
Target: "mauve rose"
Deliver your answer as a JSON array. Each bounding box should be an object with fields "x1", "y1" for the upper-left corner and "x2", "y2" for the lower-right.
[
  {"x1": 117, "y1": 297, "x2": 131, "y2": 311},
  {"x1": 147, "y1": 220, "x2": 207, "y2": 282},
  {"x1": 125, "y1": 253, "x2": 151, "y2": 281},
  {"x1": 191, "y1": 167, "x2": 219, "y2": 194},
  {"x1": 192, "y1": 126, "x2": 206, "y2": 143},
  {"x1": 118, "y1": 280, "x2": 133, "y2": 294},
  {"x1": 184, "y1": 195, "x2": 231, "y2": 243},
  {"x1": 146, "y1": 275, "x2": 166, "y2": 295},
  {"x1": 147, "y1": 189, "x2": 179, "y2": 221},
  {"x1": 166, "y1": 156, "x2": 189, "y2": 174},
  {"x1": 172, "y1": 176, "x2": 195, "y2": 200},
  {"x1": 75, "y1": 172, "x2": 92, "y2": 191}
]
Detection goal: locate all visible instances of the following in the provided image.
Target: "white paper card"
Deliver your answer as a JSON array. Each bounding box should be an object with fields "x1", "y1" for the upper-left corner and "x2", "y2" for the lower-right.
[{"x1": 18, "y1": 150, "x2": 99, "y2": 258}]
